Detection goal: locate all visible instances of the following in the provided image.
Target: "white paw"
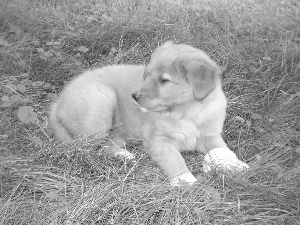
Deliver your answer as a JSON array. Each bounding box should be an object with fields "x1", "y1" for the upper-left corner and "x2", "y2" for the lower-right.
[
  {"x1": 114, "y1": 149, "x2": 135, "y2": 161},
  {"x1": 203, "y1": 148, "x2": 249, "y2": 173},
  {"x1": 169, "y1": 171, "x2": 197, "y2": 186}
]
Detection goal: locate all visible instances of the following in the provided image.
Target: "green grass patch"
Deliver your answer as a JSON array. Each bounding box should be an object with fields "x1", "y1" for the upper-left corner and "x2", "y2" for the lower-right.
[{"x1": 0, "y1": 0, "x2": 300, "y2": 224}]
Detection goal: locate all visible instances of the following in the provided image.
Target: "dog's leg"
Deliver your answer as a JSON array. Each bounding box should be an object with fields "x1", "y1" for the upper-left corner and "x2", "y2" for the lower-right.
[
  {"x1": 146, "y1": 138, "x2": 197, "y2": 185},
  {"x1": 101, "y1": 137, "x2": 135, "y2": 161},
  {"x1": 50, "y1": 82, "x2": 120, "y2": 144},
  {"x1": 49, "y1": 101, "x2": 73, "y2": 141},
  {"x1": 50, "y1": 81, "x2": 135, "y2": 161},
  {"x1": 198, "y1": 135, "x2": 249, "y2": 173},
  {"x1": 196, "y1": 135, "x2": 228, "y2": 153}
]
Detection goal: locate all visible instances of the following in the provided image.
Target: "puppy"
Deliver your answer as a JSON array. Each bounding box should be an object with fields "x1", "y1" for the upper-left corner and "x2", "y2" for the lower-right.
[{"x1": 49, "y1": 41, "x2": 249, "y2": 185}]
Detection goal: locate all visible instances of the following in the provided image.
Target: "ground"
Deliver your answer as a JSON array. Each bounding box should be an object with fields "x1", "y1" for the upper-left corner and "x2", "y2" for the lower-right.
[{"x1": 0, "y1": 0, "x2": 300, "y2": 224}]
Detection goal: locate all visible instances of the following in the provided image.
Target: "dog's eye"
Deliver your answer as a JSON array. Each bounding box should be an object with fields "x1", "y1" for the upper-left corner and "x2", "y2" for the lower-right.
[{"x1": 159, "y1": 77, "x2": 170, "y2": 85}]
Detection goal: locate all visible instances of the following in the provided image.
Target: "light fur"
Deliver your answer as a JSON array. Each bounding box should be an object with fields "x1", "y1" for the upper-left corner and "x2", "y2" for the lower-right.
[{"x1": 49, "y1": 42, "x2": 234, "y2": 181}]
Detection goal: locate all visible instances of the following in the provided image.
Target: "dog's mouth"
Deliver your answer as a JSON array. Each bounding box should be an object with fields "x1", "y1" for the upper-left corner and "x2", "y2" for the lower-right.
[
  {"x1": 139, "y1": 107, "x2": 148, "y2": 112},
  {"x1": 131, "y1": 95, "x2": 167, "y2": 112},
  {"x1": 133, "y1": 96, "x2": 198, "y2": 113},
  {"x1": 132, "y1": 91, "x2": 198, "y2": 113},
  {"x1": 138, "y1": 104, "x2": 169, "y2": 113},
  {"x1": 133, "y1": 101, "x2": 169, "y2": 113}
]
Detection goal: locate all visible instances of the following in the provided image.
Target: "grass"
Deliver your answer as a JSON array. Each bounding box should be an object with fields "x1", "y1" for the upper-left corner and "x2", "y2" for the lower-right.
[{"x1": 0, "y1": 0, "x2": 300, "y2": 224}]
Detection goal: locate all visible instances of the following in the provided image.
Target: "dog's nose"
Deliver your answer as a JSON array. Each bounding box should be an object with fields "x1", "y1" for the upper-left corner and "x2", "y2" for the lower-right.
[{"x1": 132, "y1": 92, "x2": 140, "y2": 102}]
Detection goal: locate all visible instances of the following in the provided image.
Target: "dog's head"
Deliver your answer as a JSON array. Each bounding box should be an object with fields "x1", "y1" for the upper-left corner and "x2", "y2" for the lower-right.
[{"x1": 132, "y1": 41, "x2": 223, "y2": 112}]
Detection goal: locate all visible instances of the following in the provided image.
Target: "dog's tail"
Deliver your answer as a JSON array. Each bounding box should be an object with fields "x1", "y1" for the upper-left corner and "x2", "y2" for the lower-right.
[{"x1": 49, "y1": 101, "x2": 73, "y2": 141}]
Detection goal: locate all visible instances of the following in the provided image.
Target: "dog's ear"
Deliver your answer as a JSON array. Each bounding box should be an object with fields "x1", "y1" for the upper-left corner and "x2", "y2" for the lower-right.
[{"x1": 175, "y1": 56, "x2": 222, "y2": 100}]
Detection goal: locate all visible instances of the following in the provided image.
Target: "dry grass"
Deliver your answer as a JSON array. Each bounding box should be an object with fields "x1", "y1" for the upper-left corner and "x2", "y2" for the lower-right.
[{"x1": 0, "y1": 0, "x2": 300, "y2": 224}]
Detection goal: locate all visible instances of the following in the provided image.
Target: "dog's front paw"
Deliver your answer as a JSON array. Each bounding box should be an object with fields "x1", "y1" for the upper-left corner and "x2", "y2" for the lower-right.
[
  {"x1": 170, "y1": 171, "x2": 197, "y2": 186},
  {"x1": 114, "y1": 149, "x2": 136, "y2": 161},
  {"x1": 203, "y1": 148, "x2": 249, "y2": 173}
]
